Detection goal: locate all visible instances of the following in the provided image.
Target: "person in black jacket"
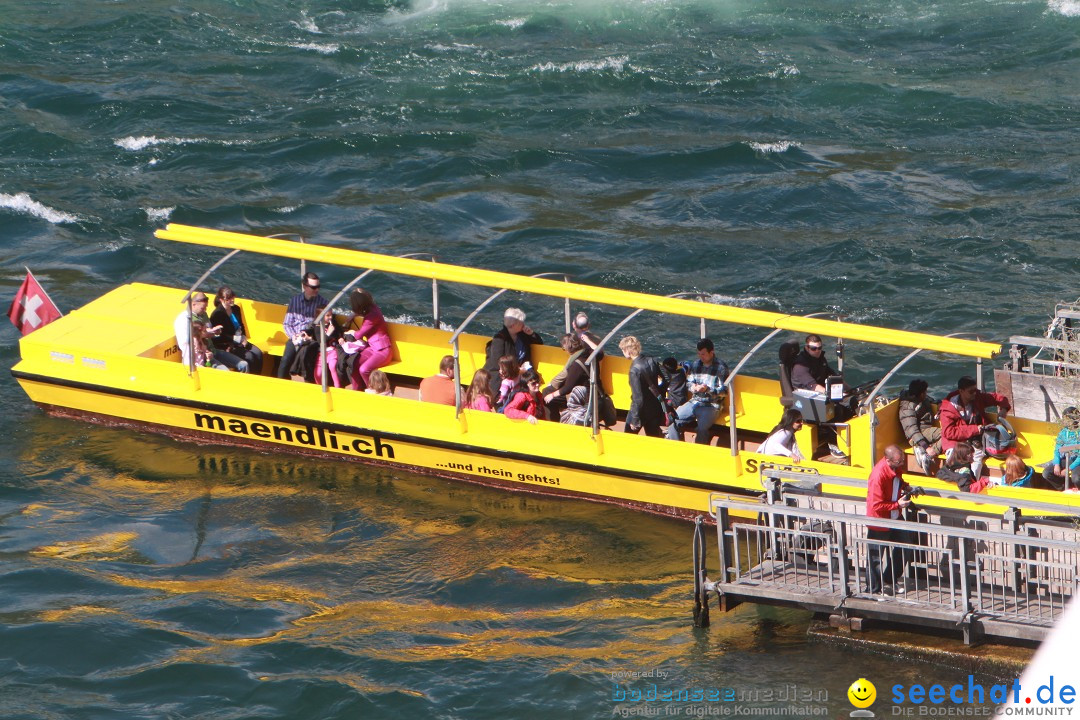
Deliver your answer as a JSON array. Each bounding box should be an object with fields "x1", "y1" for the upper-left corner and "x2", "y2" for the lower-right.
[
  {"x1": 619, "y1": 335, "x2": 664, "y2": 437},
  {"x1": 209, "y1": 286, "x2": 263, "y2": 374},
  {"x1": 483, "y1": 307, "x2": 543, "y2": 395}
]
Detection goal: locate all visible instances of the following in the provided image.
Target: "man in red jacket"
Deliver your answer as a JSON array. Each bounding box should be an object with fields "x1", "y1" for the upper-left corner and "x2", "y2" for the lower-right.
[
  {"x1": 939, "y1": 376, "x2": 1010, "y2": 480},
  {"x1": 865, "y1": 445, "x2": 914, "y2": 595}
]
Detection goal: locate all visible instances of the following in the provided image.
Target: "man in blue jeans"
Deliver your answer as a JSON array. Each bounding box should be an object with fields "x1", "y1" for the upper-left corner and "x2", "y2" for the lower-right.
[{"x1": 665, "y1": 338, "x2": 729, "y2": 445}]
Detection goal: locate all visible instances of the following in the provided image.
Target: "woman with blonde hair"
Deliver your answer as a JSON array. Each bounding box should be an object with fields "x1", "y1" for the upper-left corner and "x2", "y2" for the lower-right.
[{"x1": 618, "y1": 335, "x2": 663, "y2": 437}]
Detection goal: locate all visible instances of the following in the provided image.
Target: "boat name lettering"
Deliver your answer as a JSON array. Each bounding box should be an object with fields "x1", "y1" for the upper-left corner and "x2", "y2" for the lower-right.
[
  {"x1": 743, "y1": 457, "x2": 815, "y2": 476},
  {"x1": 437, "y1": 461, "x2": 561, "y2": 486},
  {"x1": 192, "y1": 412, "x2": 395, "y2": 459}
]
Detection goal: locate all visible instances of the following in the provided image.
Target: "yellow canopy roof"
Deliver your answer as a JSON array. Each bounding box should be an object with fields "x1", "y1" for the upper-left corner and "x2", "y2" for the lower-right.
[{"x1": 156, "y1": 224, "x2": 1000, "y2": 358}]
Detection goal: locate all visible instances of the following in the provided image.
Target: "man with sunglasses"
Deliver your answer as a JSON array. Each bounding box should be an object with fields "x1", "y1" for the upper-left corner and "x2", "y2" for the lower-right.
[
  {"x1": 792, "y1": 334, "x2": 849, "y2": 458},
  {"x1": 277, "y1": 272, "x2": 329, "y2": 380}
]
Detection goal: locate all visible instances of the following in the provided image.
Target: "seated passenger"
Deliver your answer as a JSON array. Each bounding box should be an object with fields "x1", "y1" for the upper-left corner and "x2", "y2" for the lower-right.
[
  {"x1": 758, "y1": 409, "x2": 805, "y2": 464},
  {"x1": 1003, "y1": 455, "x2": 1037, "y2": 489},
  {"x1": 419, "y1": 355, "x2": 457, "y2": 405},
  {"x1": 464, "y1": 369, "x2": 496, "y2": 411},
  {"x1": 936, "y1": 441, "x2": 993, "y2": 493},
  {"x1": 365, "y1": 369, "x2": 393, "y2": 397},
  {"x1": 791, "y1": 333, "x2": 849, "y2": 458},
  {"x1": 560, "y1": 384, "x2": 590, "y2": 425},
  {"x1": 940, "y1": 375, "x2": 1010, "y2": 480},
  {"x1": 664, "y1": 338, "x2": 729, "y2": 445},
  {"x1": 899, "y1": 379, "x2": 940, "y2": 474},
  {"x1": 345, "y1": 288, "x2": 393, "y2": 391},
  {"x1": 619, "y1": 335, "x2": 664, "y2": 438},
  {"x1": 277, "y1": 272, "x2": 328, "y2": 380},
  {"x1": 190, "y1": 320, "x2": 227, "y2": 370},
  {"x1": 1040, "y1": 406, "x2": 1080, "y2": 491},
  {"x1": 483, "y1": 308, "x2": 543, "y2": 395},
  {"x1": 209, "y1": 286, "x2": 264, "y2": 374},
  {"x1": 660, "y1": 357, "x2": 688, "y2": 411},
  {"x1": 174, "y1": 292, "x2": 229, "y2": 371},
  {"x1": 495, "y1": 356, "x2": 521, "y2": 411},
  {"x1": 504, "y1": 369, "x2": 546, "y2": 425},
  {"x1": 543, "y1": 333, "x2": 590, "y2": 416}
]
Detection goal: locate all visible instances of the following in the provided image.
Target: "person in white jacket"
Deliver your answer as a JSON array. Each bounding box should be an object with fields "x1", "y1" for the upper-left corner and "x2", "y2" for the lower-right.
[{"x1": 758, "y1": 409, "x2": 805, "y2": 463}]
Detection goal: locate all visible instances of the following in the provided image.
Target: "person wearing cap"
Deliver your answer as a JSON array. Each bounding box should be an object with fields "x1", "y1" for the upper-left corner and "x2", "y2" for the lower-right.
[
  {"x1": 277, "y1": 272, "x2": 328, "y2": 380},
  {"x1": 939, "y1": 375, "x2": 1010, "y2": 480},
  {"x1": 1041, "y1": 406, "x2": 1080, "y2": 491},
  {"x1": 482, "y1": 307, "x2": 543, "y2": 395},
  {"x1": 174, "y1": 291, "x2": 230, "y2": 371},
  {"x1": 899, "y1": 379, "x2": 940, "y2": 474}
]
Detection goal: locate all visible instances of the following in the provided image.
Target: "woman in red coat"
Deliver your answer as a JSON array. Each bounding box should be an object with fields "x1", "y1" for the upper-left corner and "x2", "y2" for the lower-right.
[{"x1": 504, "y1": 369, "x2": 546, "y2": 424}]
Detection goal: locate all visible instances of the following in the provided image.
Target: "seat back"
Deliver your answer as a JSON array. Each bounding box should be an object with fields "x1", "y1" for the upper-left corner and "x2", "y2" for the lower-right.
[{"x1": 778, "y1": 340, "x2": 801, "y2": 406}]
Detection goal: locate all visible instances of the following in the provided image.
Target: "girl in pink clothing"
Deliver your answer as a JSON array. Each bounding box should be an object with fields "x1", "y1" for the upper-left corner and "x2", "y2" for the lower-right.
[
  {"x1": 465, "y1": 369, "x2": 496, "y2": 411},
  {"x1": 343, "y1": 287, "x2": 393, "y2": 390},
  {"x1": 496, "y1": 355, "x2": 521, "y2": 409}
]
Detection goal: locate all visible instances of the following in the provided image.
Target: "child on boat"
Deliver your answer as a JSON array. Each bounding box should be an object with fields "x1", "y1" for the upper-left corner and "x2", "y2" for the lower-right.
[
  {"x1": 1003, "y1": 455, "x2": 1036, "y2": 488},
  {"x1": 936, "y1": 442, "x2": 993, "y2": 493},
  {"x1": 364, "y1": 370, "x2": 393, "y2": 397},
  {"x1": 496, "y1": 355, "x2": 521, "y2": 411},
  {"x1": 465, "y1": 369, "x2": 496, "y2": 411}
]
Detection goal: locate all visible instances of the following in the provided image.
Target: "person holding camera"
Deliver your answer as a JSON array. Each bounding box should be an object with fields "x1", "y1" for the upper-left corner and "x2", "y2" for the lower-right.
[{"x1": 865, "y1": 445, "x2": 919, "y2": 595}]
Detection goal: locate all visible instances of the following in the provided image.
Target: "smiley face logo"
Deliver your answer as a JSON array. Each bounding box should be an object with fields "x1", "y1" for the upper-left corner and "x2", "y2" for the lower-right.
[{"x1": 848, "y1": 678, "x2": 876, "y2": 709}]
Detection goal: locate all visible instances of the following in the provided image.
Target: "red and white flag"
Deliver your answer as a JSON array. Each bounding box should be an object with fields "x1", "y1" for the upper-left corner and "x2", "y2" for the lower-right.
[{"x1": 7, "y1": 269, "x2": 62, "y2": 336}]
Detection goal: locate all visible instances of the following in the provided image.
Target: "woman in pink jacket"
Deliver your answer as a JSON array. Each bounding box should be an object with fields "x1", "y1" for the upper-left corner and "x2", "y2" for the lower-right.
[
  {"x1": 504, "y1": 369, "x2": 546, "y2": 424},
  {"x1": 346, "y1": 288, "x2": 393, "y2": 390}
]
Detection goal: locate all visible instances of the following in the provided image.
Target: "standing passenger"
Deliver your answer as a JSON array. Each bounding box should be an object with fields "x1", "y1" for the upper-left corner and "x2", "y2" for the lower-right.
[
  {"x1": 618, "y1": 335, "x2": 664, "y2": 438},
  {"x1": 865, "y1": 445, "x2": 915, "y2": 595},
  {"x1": 277, "y1": 273, "x2": 328, "y2": 380}
]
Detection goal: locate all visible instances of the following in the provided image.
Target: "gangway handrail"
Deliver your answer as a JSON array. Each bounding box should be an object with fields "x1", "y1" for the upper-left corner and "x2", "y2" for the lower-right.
[
  {"x1": 757, "y1": 466, "x2": 1080, "y2": 517},
  {"x1": 709, "y1": 494, "x2": 1080, "y2": 550}
]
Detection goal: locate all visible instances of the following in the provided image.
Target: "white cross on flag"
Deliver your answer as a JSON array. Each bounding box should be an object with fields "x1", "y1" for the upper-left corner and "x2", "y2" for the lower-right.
[{"x1": 7, "y1": 270, "x2": 62, "y2": 336}]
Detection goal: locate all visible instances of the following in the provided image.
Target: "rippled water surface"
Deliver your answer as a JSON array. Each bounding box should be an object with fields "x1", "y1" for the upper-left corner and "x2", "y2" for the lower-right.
[{"x1": 2, "y1": 0, "x2": 1077, "y2": 717}]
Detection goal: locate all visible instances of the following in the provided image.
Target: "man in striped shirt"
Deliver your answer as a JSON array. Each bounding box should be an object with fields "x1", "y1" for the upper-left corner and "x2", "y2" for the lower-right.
[{"x1": 277, "y1": 272, "x2": 329, "y2": 379}]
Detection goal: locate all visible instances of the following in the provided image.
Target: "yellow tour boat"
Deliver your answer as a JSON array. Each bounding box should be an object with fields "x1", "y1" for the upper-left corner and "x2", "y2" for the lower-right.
[{"x1": 11, "y1": 224, "x2": 1080, "y2": 520}]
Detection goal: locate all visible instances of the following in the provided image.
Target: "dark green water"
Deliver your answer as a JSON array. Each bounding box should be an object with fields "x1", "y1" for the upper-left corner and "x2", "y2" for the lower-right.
[{"x1": 2, "y1": 0, "x2": 1076, "y2": 717}]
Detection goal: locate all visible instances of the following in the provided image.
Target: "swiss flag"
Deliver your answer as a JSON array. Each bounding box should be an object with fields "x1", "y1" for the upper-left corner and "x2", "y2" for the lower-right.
[{"x1": 7, "y1": 270, "x2": 62, "y2": 336}]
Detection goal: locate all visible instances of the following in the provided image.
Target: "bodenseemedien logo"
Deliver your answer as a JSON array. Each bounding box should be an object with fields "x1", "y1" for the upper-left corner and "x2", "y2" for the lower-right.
[{"x1": 849, "y1": 678, "x2": 877, "y2": 718}]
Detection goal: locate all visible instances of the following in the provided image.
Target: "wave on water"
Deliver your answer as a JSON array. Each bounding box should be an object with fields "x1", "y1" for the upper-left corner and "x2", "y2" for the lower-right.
[
  {"x1": 747, "y1": 140, "x2": 800, "y2": 155},
  {"x1": 0, "y1": 193, "x2": 81, "y2": 224},
  {"x1": 1048, "y1": 0, "x2": 1080, "y2": 15},
  {"x1": 530, "y1": 55, "x2": 632, "y2": 74},
  {"x1": 495, "y1": 18, "x2": 527, "y2": 29},
  {"x1": 705, "y1": 293, "x2": 782, "y2": 310},
  {"x1": 114, "y1": 136, "x2": 254, "y2": 151}
]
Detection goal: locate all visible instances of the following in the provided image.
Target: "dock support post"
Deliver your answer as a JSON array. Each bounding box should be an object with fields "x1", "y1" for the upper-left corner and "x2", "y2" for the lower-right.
[{"x1": 693, "y1": 516, "x2": 711, "y2": 627}]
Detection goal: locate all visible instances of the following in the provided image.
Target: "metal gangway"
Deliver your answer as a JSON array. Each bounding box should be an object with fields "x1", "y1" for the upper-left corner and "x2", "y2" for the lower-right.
[{"x1": 691, "y1": 468, "x2": 1080, "y2": 644}]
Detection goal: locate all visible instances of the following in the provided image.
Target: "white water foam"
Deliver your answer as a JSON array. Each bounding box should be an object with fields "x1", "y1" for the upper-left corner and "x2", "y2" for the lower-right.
[
  {"x1": 705, "y1": 293, "x2": 782, "y2": 310},
  {"x1": 115, "y1": 136, "x2": 254, "y2": 151},
  {"x1": 0, "y1": 193, "x2": 81, "y2": 224},
  {"x1": 767, "y1": 64, "x2": 800, "y2": 78},
  {"x1": 495, "y1": 18, "x2": 527, "y2": 29},
  {"x1": 747, "y1": 140, "x2": 799, "y2": 154},
  {"x1": 286, "y1": 41, "x2": 340, "y2": 55},
  {"x1": 530, "y1": 55, "x2": 631, "y2": 73},
  {"x1": 292, "y1": 12, "x2": 321, "y2": 33},
  {"x1": 1048, "y1": 0, "x2": 1080, "y2": 15},
  {"x1": 144, "y1": 207, "x2": 174, "y2": 223}
]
